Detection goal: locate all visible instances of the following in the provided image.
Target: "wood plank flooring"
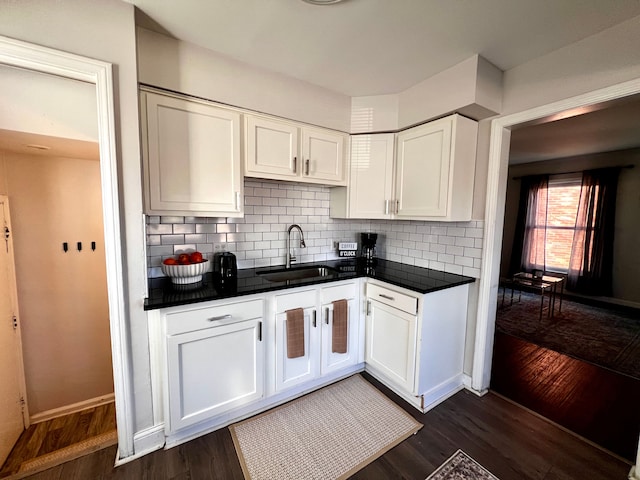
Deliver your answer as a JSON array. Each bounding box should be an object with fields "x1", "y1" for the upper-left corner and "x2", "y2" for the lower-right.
[
  {"x1": 491, "y1": 331, "x2": 640, "y2": 461},
  {"x1": 0, "y1": 402, "x2": 116, "y2": 478},
  {"x1": 20, "y1": 374, "x2": 631, "y2": 480}
]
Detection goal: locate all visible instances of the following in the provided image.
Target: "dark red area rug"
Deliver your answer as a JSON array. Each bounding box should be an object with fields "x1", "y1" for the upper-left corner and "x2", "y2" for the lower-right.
[{"x1": 496, "y1": 291, "x2": 640, "y2": 379}]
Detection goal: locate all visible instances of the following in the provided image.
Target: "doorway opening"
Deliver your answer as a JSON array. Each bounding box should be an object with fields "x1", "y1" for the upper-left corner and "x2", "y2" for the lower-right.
[
  {"x1": 0, "y1": 35, "x2": 133, "y2": 468},
  {"x1": 0, "y1": 66, "x2": 118, "y2": 477},
  {"x1": 473, "y1": 80, "x2": 640, "y2": 466}
]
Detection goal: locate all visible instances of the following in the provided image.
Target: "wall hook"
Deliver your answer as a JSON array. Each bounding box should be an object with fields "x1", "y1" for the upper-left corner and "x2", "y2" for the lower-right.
[
  {"x1": 63, "y1": 242, "x2": 68, "y2": 252},
  {"x1": 77, "y1": 241, "x2": 82, "y2": 252},
  {"x1": 91, "y1": 241, "x2": 96, "y2": 251}
]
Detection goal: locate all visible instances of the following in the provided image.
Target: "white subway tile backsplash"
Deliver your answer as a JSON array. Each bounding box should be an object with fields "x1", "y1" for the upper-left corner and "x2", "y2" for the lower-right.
[
  {"x1": 145, "y1": 178, "x2": 484, "y2": 279},
  {"x1": 161, "y1": 234, "x2": 185, "y2": 245}
]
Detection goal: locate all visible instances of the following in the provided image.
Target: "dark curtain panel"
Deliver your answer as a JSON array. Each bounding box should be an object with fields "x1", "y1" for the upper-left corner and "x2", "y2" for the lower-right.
[
  {"x1": 509, "y1": 175, "x2": 549, "y2": 274},
  {"x1": 567, "y1": 168, "x2": 619, "y2": 295}
]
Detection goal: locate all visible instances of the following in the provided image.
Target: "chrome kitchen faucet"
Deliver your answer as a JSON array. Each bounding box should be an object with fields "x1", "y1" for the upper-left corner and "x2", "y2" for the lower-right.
[{"x1": 286, "y1": 224, "x2": 306, "y2": 268}]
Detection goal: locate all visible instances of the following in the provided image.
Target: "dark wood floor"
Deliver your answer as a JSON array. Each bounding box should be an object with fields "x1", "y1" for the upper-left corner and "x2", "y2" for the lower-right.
[
  {"x1": 20, "y1": 374, "x2": 630, "y2": 480},
  {"x1": 0, "y1": 402, "x2": 116, "y2": 478},
  {"x1": 491, "y1": 331, "x2": 640, "y2": 461}
]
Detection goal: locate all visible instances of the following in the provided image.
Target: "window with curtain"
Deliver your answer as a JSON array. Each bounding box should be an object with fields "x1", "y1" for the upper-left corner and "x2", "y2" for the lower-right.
[
  {"x1": 525, "y1": 174, "x2": 582, "y2": 272},
  {"x1": 512, "y1": 168, "x2": 619, "y2": 295}
]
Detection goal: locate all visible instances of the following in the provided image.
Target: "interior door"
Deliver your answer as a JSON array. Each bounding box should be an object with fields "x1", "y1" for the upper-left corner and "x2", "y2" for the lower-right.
[{"x1": 0, "y1": 196, "x2": 27, "y2": 464}]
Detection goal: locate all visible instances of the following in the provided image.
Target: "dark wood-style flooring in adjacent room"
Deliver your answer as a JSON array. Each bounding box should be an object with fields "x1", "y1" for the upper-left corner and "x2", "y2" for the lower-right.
[
  {"x1": 491, "y1": 331, "x2": 640, "y2": 461},
  {"x1": 0, "y1": 402, "x2": 116, "y2": 478},
  {"x1": 19, "y1": 374, "x2": 630, "y2": 480}
]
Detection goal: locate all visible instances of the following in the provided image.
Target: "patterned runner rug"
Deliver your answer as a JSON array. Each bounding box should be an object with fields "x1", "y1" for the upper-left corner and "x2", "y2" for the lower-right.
[
  {"x1": 426, "y1": 450, "x2": 498, "y2": 480},
  {"x1": 229, "y1": 374, "x2": 422, "y2": 480}
]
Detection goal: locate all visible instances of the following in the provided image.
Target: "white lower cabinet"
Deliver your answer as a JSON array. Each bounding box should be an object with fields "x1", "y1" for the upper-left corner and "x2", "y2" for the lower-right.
[
  {"x1": 164, "y1": 299, "x2": 264, "y2": 433},
  {"x1": 365, "y1": 298, "x2": 417, "y2": 393},
  {"x1": 274, "y1": 289, "x2": 318, "y2": 391},
  {"x1": 157, "y1": 275, "x2": 469, "y2": 442},
  {"x1": 274, "y1": 281, "x2": 359, "y2": 393},
  {"x1": 364, "y1": 280, "x2": 469, "y2": 412}
]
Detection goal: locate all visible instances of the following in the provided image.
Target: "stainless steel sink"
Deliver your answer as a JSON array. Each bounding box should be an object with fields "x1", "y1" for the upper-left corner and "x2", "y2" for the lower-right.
[{"x1": 256, "y1": 266, "x2": 338, "y2": 282}]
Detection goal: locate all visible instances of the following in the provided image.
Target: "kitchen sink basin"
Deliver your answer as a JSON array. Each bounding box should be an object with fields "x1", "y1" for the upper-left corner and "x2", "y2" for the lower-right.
[{"x1": 256, "y1": 266, "x2": 338, "y2": 282}]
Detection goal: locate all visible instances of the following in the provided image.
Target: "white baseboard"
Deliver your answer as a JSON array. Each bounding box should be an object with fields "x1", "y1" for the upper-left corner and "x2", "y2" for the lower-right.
[
  {"x1": 114, "y1": 425, "x2": 165, "y2": 466},
  {"x1": 30, "y1": 393, "x2": 115, "y2": 424},
  {"x1": 462, "y1": 374, "x2": 487, "y2": 396}
]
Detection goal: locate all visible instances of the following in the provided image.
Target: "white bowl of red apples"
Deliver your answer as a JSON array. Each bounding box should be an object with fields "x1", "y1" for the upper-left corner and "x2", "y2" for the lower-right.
[{"x1": 161, "y1": 251, "x2": 208, "y2": 284}]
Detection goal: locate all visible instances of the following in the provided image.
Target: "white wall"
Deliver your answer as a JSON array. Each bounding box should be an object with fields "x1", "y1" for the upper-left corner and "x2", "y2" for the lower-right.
[
  {"x1": 472, "y1": 14, "x2": 640, "y2": 226},
  {"x1": 1, "y1": 151, "x2": 113, "y2": 414},
  {"x1": 502, "y1": 15, "x2": 640, "y2": 116},
  {"x1": 0, "y1": 65, "x2": 97, "y2": 142},
  {"x1": 136, "y1": 28, "x2": 352, "y2": 132},
  {"x1": 0, "y1": 0, "x2": 152, "y2": 439}
]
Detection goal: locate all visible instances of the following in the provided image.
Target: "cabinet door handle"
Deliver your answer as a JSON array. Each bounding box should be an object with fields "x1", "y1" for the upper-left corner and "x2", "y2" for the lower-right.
[
  {"x1": 305, "y1": 159, "x2": 310, "y2": 176},
  {"x1": 258, "y1": 321, "x2": 262, "y2": 342},
  {"x1": 235, "y1": 192, "x2": 241, "y2": 210},
  {"x1": 312, "y1": 309, "x2": 317, "y2": 328},
  {"x1": 384, "y1": 200, "x2": 389, "y2": 215},
  {"x1": 325, "y1": 307, "x2": 330, "y2": 325},
  {"x1": 379, "y1": 294, "x2": 395, "y2": 301},
  {"x1": 366, "y1": 300, "x2": 371, "y2": 316},
  {"x1": 293, "y1": 156, "x2": 297, "y2": 173},
  {"x1": 208, "y1": 314, "x2": 232, "y2": 322},
  {"x1": 395, "y1": 200, "x2": 399, "y2": 214}
]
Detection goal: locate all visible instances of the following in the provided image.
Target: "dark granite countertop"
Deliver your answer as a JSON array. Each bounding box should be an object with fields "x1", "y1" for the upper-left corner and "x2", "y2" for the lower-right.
[{"x1": 144, "y1": 258, "x2": 475, "y2": 310}]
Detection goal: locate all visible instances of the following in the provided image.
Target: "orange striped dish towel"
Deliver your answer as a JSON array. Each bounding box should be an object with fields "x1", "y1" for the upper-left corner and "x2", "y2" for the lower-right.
[
  {"x1": 286, "y1": 308, "x2": 305, "y2": 359},
  {"x1": 332, "y1": 299, "x2": 348, "y2": 354}
]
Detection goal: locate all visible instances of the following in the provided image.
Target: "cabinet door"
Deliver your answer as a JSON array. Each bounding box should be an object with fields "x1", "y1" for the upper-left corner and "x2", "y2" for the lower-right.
[
  {"x1": 302, "y1": 127, "x2": 346, "y2": 184},
  {"x1": 245, "y1": 116, "x2": 300, "y2": 180},
  {"x1": 348, "y1": 134, "x2": 395, "y2": 219},
  {"x1": 395, "y1": 118, "x2": 452, "y2": 218},
  {"x1": 142, "y1": 92, "x2": 242, "y2": 216},
  {"x1": 275, "y1": 307, "x2": 320, "y2": 392},
  {"x1": 166, "y1": 319, "x2": 263, "y2": 432},
  {"x1": 320, "y1": 298, "x2": 358, "y2": 375},
  {"x1": 365, "y1": 299, "x2": 417, "y2": 393}
]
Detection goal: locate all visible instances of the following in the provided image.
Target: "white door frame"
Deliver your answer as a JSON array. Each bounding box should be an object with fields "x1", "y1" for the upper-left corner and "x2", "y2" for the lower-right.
[
  {"x1": 472, "y1": 77, "x2": 640, "y2": 474},
  {"x1": 0, "y1": 36, "x2": 134, "y2": 458}
]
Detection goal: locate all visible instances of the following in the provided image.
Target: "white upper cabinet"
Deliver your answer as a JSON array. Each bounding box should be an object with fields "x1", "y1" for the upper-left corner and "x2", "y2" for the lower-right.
[
  {"x1": 245, "y1": 116, "x2": 300, "y2": 180},
  {"x1": 396, "y1": 115, "x2": 477, "y2": 220},
  {"x1": 330, "y1": 134, "x2": 395, "y2": 219},
  {"x1": 245, "y1": 114, "x2": 347, "y2": 186},
  {"x1": 330, "y1": 114, "x2": 477, "y2": 221},
  {"x1": 301, "y1": 127, "x2": 345, "y2": 183},
  {"x1": 395, "y1": 118, "x2": 453, "y2": 218},
  {"x1": 141, "y1": 90, "x2": 243, "y2": 217}
]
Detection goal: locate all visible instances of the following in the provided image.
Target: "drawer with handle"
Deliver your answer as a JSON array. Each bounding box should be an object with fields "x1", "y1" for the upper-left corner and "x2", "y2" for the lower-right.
[
  {"x1": 166, "y1": 298, "x2": 263, "y2": 335},
  {"x1": 366, "y1": 283, "x2": 417, "y2": 315}
]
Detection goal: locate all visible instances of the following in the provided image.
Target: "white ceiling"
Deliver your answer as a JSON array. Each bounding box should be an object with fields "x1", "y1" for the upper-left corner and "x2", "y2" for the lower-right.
[
  {"x1": 128, "y1": 0, "x2": 640, "y2": 97},
  {"x1": 0, "y1": 130, "x2": 99, "y2": 160},
  {"x1": 509, "y1": 96, "x2": 640, "y2": 164}
]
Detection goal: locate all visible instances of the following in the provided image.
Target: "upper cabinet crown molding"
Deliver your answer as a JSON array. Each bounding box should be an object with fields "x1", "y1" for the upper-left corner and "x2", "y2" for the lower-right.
[
  {"x1": 140, "y1": 89, "x2": 243, "y2": 217},
  {"x1": 245, "y1": 114, "x2": 347, "y2": 186},
  {"x1": 331, "y1": 114, "x2": 478, "y2": 222}
]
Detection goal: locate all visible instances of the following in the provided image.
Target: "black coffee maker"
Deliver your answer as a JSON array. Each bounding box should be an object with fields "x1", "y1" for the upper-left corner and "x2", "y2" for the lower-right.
[{"x1": 360, "y1": 233, "x2": 378, "y2": 264}]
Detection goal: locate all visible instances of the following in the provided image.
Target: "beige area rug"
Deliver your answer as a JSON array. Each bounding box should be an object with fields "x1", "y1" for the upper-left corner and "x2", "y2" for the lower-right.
[
  {"x1": 426, "y1": 450, "x2": 499, "y2": 480},
  {"x1": 229, "y1": 374, "x2": 422, "y2": 480},
  {"x1": 8, "y1": 430, "x2": 117, "y2": 479}
]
